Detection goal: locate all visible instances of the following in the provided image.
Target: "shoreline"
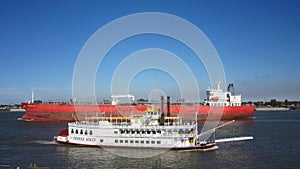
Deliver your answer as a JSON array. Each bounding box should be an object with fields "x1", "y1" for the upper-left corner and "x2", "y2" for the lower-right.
[
  {"x1": 255, "y1": 107, "x2": 290, "y2": 111},
  {"x1": 0, "y1": 109, "x2": 25, "y2": 112}
]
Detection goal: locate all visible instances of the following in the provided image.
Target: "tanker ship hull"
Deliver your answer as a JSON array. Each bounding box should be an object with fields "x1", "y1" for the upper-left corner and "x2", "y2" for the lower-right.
[{"x1": 21, "y1": 103, "x2": 254, "y2": 121}]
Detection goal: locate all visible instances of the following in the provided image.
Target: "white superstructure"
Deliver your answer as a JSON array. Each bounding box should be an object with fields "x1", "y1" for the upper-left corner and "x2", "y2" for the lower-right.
[
  {"x1": 205, "y1": 83, "x2": 241, "y2": 106},
  {"x1": 110, "y1": 94, "x2": 135, "y2": 105}
]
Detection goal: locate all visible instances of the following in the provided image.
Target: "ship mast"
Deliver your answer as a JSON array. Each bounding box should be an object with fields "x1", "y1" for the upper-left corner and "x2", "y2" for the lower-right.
[{"x1": 31, "y1": 91, "x2": 35, "y2": 103}]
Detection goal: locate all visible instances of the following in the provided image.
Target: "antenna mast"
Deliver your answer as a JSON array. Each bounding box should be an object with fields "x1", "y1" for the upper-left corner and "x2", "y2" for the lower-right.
[{"x1": 31, "y1": 91, "x2": 35, "y2": 103}]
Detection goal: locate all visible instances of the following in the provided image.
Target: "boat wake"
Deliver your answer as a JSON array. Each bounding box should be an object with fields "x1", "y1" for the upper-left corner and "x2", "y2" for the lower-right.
[
  {"x1": 31, "y1": 140, "x2": 58, "y2": 145},
  {"x1": 17, "y1": 117, "x2": 24, "y2": 121},
  {"x1": 17, "y1": 117, "x2": 35, "y2": 121}
]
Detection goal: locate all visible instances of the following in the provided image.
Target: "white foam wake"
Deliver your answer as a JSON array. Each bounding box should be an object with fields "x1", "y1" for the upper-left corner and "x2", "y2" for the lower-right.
[{"x1": 31, "y1": 140, "x2": 57, "y2": 145}]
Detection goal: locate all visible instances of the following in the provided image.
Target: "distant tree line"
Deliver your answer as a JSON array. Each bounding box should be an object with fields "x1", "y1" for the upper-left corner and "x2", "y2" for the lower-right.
[
  {"x1": 0, "y1": 104, "x2": 22, "y2": 111},
  {"x1": 243, "y1": 99, "x2": 300, "y2": 108}
]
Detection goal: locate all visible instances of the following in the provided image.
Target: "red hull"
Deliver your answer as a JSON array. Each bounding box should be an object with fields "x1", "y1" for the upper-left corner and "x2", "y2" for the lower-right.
[{"x1": 22, "y1": 103, "x2": 254, "y2": 121}]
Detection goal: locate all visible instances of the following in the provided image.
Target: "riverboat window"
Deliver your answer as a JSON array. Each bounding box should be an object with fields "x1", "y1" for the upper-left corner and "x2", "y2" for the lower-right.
[
  {"x1": 125, "y1": 140, "x2": 128, "y2": 143},
  {"x1": 85, "y1": 130, "x2": 88, "y2": 135},
  {"x1": 157, "y1": 141, "x2": 161, "y2": 144},
  {"x1": 120, "y1": 140, "x2": 123, "y2": 143},
  {"x1": 114, "y1": 130, "x2": 118, "y2": 134},
  {"x1": 80, "y1": 130, "x2": 83, "y2": 135},
  {"x1": 135, "y1": 140, "x2": 139, "y2": 143},
  {"x1": 71, "y1": 129, "x2": 74, "y2": 133},
  {"x1": 86, "y1": 138, "x2": 95, "y2": 142},
  {"x1": 146, "y1": 141, "x2": 149, "y2": 144},
  {"x1": 100, "y1": 139, "x2": 103, "y2": 142},
  {"x1": 73, "y1": 137, "x2": 84, "y2": 141},
  {"x1": 141, "y1": 140, "x2": 144, "y2": 144},
  {"x1": 89, "y1": 130, "x2": 93, "y2": 135},
  {"x1": 75, "y1": 129, "x2": 78, "y2": 134},
  {"x1": 130, "y1": 140, "x2": 134, "y2": 143},
  {"x1": 151, "y1": 141, "x2": 155, "y2": 144},
  {"x1": 115, "y1": 140, "x2": 118, "y2": 143}
]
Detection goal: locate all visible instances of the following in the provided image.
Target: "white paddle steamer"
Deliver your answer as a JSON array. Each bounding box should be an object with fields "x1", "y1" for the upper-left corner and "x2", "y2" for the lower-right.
[{"x1": 55, "y1": 96, "x2": 253, "y2": 151}]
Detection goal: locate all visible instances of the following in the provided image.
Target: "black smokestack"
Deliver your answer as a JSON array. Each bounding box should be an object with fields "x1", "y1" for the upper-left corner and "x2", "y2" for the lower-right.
[
  {"x1": 167, "y1": 96, "x2": 170, "y2": 117},
  {"x1": 228, "y1": 84, "x2": 235, "y2": 95},
  {"x1": 160, "y1": 96, "x2": 165, "y2": 126}
]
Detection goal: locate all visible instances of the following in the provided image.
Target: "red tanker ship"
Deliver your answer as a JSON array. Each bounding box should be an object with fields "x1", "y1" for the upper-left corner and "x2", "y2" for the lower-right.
[{"x1": 21, "y1": 84, "x2": 254, "y2": 121}]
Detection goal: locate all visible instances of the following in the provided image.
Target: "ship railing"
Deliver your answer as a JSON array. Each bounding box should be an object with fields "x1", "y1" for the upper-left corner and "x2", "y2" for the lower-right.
[
  {"x1": 112, "y1": 123, "x2": 195, "y2": 130},
  {"x1": 69, "y1": 120, "x2": 113, "y2": 128},
  {"x1": 68, "y1": 120, "x2": 196, "y2": 130},
  {"x1": 115, "y1": 131, "x2": 197, "y2": 138}
]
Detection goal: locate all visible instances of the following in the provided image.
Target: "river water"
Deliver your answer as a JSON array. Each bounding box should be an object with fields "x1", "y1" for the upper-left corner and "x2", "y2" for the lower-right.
[{"x1": 1, "y1": 110, "x2": 300, "y2": 168}]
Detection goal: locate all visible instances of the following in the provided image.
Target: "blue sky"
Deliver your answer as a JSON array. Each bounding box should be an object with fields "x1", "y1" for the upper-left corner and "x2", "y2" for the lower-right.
[{"x1": 0, "y1": 0, "x2": 299, "y2": 104}]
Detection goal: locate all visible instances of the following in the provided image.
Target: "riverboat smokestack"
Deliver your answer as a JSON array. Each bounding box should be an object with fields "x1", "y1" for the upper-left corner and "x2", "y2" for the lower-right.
[
  {"x1": 167, "y1": 96, "x2": 170, "y2": 117},
  {"x1": 160, "y1": 96, "x2": 165, "y2": 126}
]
